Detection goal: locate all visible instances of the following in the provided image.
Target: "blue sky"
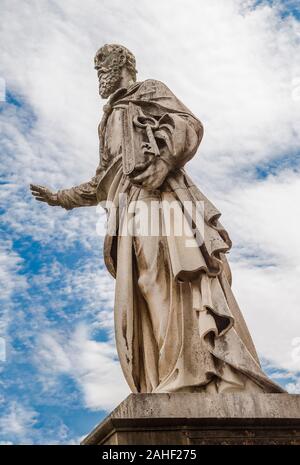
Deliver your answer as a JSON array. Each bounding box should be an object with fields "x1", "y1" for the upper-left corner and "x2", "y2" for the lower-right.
[{"x1": 1, "y1": 0, "x2": 300, "y2": 444}]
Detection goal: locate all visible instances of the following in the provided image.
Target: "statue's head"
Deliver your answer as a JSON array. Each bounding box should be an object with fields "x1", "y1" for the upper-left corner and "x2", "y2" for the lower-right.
[{"x1": 94, "y1": 44, "x2": 137, "y2": 99}]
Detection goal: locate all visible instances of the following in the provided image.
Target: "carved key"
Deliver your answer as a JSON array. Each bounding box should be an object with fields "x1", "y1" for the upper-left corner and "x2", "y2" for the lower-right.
[{"x1": 133, "y1": 115, "x2": 160, "y2": 156}]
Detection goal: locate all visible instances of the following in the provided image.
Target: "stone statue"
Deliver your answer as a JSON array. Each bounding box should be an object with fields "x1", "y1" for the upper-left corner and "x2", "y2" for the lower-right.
[{"x1": 30, "y1": 44, "x2": 285, "y2": 394}]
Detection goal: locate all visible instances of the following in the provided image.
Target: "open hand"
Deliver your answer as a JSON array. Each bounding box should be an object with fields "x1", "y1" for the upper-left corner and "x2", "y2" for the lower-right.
[
  {"x1": 30, "y1": 184, "x2": 60, "y2": 206},
  {"x1": 129, "y1": 158, "x2": 169, "y2": 190}
]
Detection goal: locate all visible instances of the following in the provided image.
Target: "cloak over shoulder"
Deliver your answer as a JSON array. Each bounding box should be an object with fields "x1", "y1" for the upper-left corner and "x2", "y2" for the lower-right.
[{"x1": 56, "y1": 79, "x2": 285, "y2": 394}]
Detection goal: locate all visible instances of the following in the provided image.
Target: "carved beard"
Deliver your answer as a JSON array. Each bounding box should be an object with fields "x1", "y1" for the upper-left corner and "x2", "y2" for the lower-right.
[{"x1": 99, "y1": 67, "x2": 122, "y2": 99}]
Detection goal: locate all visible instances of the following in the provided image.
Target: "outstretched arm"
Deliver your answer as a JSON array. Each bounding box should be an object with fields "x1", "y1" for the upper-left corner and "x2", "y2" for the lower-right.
[{"x1": 30, "y1": 168, "x2": 103, "y2": 210}]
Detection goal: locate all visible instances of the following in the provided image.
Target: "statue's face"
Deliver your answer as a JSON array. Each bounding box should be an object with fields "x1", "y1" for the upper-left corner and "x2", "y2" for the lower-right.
[{"x1": 94, "y1": 47, "x2": 125, "y2": 99}]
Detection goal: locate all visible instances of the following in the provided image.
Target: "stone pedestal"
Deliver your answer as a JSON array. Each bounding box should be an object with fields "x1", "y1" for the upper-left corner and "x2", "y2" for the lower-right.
[{"x1": 81, "y1": 393, "x2": 300, "y2": 445}]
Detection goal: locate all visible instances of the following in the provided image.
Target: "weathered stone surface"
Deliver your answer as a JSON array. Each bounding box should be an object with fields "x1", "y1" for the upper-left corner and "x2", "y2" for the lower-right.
[
  {"x1": 30, "y1": 43, "x2": 285, "y2": 396},
  {"x1": 82, "y1": 393, "x2": 300, "y2": 445}
]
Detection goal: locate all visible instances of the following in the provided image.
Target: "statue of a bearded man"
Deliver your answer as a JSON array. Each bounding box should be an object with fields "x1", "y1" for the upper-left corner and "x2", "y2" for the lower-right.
[{"x1": 31, "y1": 44, "x2": 284, "y2": 394}]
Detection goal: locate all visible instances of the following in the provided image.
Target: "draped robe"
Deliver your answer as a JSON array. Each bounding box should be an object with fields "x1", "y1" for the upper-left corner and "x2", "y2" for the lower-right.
[{"x1": 57, "y1": 79, "x2": 285, "y2": 394}]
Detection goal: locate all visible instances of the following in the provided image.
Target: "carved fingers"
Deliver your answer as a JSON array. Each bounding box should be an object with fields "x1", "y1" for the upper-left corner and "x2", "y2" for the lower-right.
[
  {"x1": 129, "y1": 158, "x2": 169, "y2": 190},
  {"x1": 128, "y1": 159, "x2": 153, "y2": 176},
  {"x1": 30, "y1": 184, "x2": 59, "y2": 206}
]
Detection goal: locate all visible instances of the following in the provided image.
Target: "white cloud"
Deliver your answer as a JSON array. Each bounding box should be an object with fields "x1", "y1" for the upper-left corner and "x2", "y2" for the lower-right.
[
  {"x1": 217, "y1": 170, "x2": 300, "y2": 371},
  {"x1": 0, "y1": 400, "x2": 76, "y2": 444},
  {"x1": 286, "y1": 379, "x2": 300, "y2": 393},
  {"x1": 0, "y1": 242, "x2": 27, "y2": 343},
  {"x1": 64, "y1": 263, "x2": 115, "y2": 332},
  {"x1": 1, "y1": 0, "x2": 299, "y2": 188},
  {"x1": 0, "y1": 242, "x2": 27, "y2": 303},
  {"x1": 36, "y1": 324, "x2": 129, "y2": 411},
  {"x1": 0, "y1": 0, "x2": 300, "y2": 416},
  {"x1": 0, "y1": 402, "x2": 38, "y2": 444}
]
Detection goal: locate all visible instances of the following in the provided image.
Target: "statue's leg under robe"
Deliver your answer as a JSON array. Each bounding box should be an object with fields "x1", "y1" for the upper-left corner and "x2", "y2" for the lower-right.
[
  {"x1": 132, "y1": 201, "x2": 265, "y2": 394},
  {"x1": 114, "y1": 185, "x2": 283, "y2": 394}
]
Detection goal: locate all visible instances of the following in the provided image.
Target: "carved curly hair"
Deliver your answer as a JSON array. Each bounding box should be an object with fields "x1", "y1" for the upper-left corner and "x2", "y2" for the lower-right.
[{"x1": 94, "y1": 44, "x2": 137, "y2": 79}]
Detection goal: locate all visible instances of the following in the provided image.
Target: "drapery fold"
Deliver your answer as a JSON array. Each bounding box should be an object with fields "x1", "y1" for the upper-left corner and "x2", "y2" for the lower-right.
[
  {"x1": 56, "y1": 79, "x2": 285, "y2": 394},
  {"x1": 101, "y1": 161, "x2": 285, "y2": 394}
]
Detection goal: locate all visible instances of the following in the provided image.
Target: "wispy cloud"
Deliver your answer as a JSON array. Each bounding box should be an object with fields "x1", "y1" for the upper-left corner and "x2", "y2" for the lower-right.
[
  {"x1": 0, "y1": 0, "x2": 300, "y2": 444},
  {"x1": 0, "y1": 241, "x2": 27, "y2": 345},
  {"x1": 36, "y1": 324, "x2": 129, "y2": 411},
  {"x1": 0, "y1": 402, "x2": 38, "y2": 444}
]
